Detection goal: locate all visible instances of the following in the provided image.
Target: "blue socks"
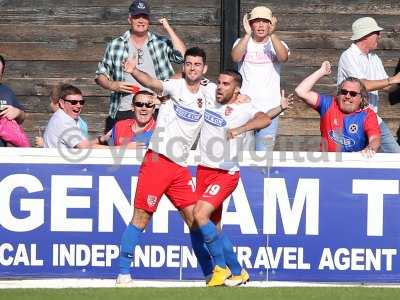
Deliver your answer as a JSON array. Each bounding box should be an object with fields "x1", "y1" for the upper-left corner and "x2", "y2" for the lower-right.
[
  {"x1": 191, "y1": 229, "x2": 242, "y2": 276},
  {"x1": 190, "y1": 228, "x2": 213, "y2": 277},
  {"x1": 220, "y1": 232, "x2": 241, "y2": 276},
  {"x1": 119, "y1": 223, "x2": 240, "y2": 277},
  {"x1": 199, "y1": 221, "x2": 226, "y2": 268},
  {"x1": 119, "y1": 224, "x2": 143, "y2": 274}
]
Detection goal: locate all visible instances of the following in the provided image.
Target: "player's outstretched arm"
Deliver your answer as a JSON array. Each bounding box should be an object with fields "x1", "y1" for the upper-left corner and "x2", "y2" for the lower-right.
[
  {"x1": 123, "y1": 58, "x2": 163, "y2": 94},
  {"x1": 266, "y1": 90, "x2": 294, "y2": 119},
  {"x1": 227, "y1": 112, "x2": 271, "y2": 139}
]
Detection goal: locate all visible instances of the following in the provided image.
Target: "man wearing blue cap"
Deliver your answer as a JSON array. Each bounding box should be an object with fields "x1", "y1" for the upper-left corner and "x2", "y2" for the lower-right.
[
  {"x1": 338, "y1": 17, "x2": 400, "y2": 152},
  {"x1": 95, "y1": 0, "x2": 186, "y2": 132}
]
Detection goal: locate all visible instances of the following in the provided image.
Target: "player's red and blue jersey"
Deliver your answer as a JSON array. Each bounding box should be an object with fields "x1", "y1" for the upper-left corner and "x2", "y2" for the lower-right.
[{"x1": 312, "y1": 94, "x2": 380, "y2": 152}]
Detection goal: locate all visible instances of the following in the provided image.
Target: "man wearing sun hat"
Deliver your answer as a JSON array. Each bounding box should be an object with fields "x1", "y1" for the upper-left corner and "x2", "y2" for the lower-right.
[
  {"x1": 231, "y1": 6, "x2": 289, "y2": 152},
  {"x1": 338, "y1": 17, "x2": 400, "y2": 152}
]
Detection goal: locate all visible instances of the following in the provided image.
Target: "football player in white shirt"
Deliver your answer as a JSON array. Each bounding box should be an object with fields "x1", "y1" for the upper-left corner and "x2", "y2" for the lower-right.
[
  {"x1": 193, "y1": 70, "x2": 291, "y2": 286},
  {"x1": 115, "y1": 47, "x2": 217, "y2": 285}
]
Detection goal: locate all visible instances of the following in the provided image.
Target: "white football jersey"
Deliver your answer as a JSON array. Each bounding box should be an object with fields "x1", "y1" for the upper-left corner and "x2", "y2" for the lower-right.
[
  {"x1": 200, "y1": 101, "x2": 258, "y2": 171},
  {"x1": 148, "y1": 78, "x2": 215, "y2": 166}
]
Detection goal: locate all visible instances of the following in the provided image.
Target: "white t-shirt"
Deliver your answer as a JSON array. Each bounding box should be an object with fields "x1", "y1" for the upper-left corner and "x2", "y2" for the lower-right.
[
  {"x1": 337, "y1": 43, "x2": 388, "y2": 112},
  {"x1": 200, "y1": 101, "x2": 258, "y2": 172},
  {"x1": 235, "y1": 37, "x2": 289, "y2": 112},
  {"x1": 44, "y1": 109, "x2": 85, "y2": 148},
  {"x1": 148, "y1": 78, "x2": 215, "y2": 166}
]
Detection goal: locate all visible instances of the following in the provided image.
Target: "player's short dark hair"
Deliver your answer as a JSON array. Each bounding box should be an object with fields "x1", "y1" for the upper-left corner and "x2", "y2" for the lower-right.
[
  {"x1": 184, "y1": 47, "x2": 207, "y2": 64},
  {"x1": 220, "y1": 69, "x2": 243, "y2": 88},
  {"x1": 132, "y1": 90, "x2": 154, "y2": 103},
  {"x1": 0, "y1": 54, "x2": 5, "y2": 74},
  {"x1": 338, "y1": 77, "x2": 369, "y2": 109},
  {"x1": 60, "y1": 84, "x2": 83, "y2": 100}
]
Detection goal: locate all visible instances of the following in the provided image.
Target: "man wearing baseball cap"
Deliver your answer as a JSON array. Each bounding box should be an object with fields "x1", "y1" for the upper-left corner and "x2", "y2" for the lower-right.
[
  {"x1": 338, "y1": 17, "x2": 400, "y2": 152},
  {"x1": 231, "y1": 6, "x2": 289, "y2": 152},
  {"x1": 95, "y1": 0, "x2": 186, "y2": 133}
]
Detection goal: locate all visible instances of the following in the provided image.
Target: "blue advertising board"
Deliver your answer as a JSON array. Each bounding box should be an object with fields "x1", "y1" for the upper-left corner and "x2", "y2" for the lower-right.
[{"x1": 0, "y1": 149, "x2": 399, "y2": 282}]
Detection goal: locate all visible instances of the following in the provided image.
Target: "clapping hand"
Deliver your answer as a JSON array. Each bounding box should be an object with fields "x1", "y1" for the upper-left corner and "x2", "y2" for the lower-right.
[
  {"x1": 269, "y1": 16, "x2": 278, "y2": 35},
  {"x1": 243, "y1": 14, "x2": 252, "y2": 35}
]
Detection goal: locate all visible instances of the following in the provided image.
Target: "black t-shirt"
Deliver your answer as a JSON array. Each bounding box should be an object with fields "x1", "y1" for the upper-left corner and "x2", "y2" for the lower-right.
[{"x1": 0, "y1": 84, "x2": 25, "y2": 146}]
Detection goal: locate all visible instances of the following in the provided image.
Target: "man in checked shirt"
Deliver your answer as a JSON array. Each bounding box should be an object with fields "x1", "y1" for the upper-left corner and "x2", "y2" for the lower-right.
[{"x1": 95, "y1": 0, "x2": 186, "y2": 132}]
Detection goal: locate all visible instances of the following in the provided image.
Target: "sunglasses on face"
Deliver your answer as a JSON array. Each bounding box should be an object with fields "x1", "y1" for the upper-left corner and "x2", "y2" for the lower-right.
[
  {"x1": 339, "y1": 89, "x2": 360, "y2": 97},
  {"x1": 133, "y1": 102, "x2": 155, "y2": 108},
  {"x1": 63, "y1": 99, "x2": 85, "y2": 105}
]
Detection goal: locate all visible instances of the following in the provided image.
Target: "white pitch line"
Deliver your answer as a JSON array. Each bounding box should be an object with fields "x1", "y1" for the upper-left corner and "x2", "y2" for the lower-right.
[{"x1": 1, "y1": 279, "x2": 400, "y2": 289}]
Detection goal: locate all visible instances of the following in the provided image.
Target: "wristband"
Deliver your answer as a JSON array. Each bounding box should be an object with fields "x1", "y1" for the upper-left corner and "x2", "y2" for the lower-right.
[{"x1": 387, "y1": 77, "x2": 392, "y2": 86}]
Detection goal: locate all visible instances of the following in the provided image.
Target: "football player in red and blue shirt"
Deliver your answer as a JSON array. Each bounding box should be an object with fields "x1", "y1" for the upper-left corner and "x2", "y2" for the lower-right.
[{"x1": 295, "y1": 61, "x2": 380, "y2": 157}]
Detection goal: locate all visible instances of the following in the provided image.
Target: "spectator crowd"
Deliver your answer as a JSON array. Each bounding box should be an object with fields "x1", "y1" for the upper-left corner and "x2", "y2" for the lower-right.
[{"x1": 1, "y1": 1, "x2": 400, "y2": 156}]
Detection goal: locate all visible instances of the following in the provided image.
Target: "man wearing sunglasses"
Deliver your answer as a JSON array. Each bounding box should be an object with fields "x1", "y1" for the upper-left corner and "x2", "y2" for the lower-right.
[
  {"x1": 296, "y1": 61, "x2": 381, "y2": 158},
  {"x1": 109, "y1": 90, "x2": 156, "y2": 147},
  {"x1": 337, "y1": 17, "x2": 400, "y2": 153},
  {"x1": 95, "y1": 0, "x2": 186, "y2": 134},
  {"x1": 43, "y1": 85, "x2": 106, "y2": 149}
]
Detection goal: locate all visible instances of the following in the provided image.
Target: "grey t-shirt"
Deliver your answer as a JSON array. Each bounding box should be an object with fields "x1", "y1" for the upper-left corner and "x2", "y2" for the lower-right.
[
  {"x1": 119, "y1": 41, "x2": 157, "y2": 111},
  {"x1": 43, "y1": 109, "x2": 85, "y2": 148}
]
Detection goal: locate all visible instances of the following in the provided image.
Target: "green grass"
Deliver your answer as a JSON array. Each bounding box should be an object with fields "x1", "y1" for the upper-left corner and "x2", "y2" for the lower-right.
[{"x1": 1, "y1": 287, "x2": 400, "y2": 300}]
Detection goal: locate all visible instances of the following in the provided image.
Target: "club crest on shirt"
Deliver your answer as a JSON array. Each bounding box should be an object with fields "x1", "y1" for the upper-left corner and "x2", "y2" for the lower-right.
[
  {"x1": 146, "y1": 195, "x2": 158, "y2": 208},
  {"x1": 225, "y1": 106, "x2": 233, "y2": 116},
  {"x1": 197, "y1": 98, "x2": 203, "y2": 108},
  {"x1": 348, "y1": 123, "x2": 358, "y2": 134}
]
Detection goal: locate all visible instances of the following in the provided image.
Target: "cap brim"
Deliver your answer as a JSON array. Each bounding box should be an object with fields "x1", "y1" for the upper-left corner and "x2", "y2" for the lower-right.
[
  {"x1": 248, "y1": 16, "x2": 271, "y2": 22},
  {"x1": 130, "y1": 11, "x2": 150, "y2": 16}
]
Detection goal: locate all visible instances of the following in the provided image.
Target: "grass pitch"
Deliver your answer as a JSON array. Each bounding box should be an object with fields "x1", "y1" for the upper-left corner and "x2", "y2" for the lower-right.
[{"x1": 1, "y1": 287, "x2": 400, "y2": 300}]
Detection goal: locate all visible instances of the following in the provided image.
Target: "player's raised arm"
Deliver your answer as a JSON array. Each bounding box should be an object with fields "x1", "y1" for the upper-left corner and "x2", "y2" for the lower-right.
[
  {"x1": 266, "y1": 90, "x2": 294, "y2": 120},
  {"x1": 123, "y1": 57, "x2": 163, "y2": 94}
]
